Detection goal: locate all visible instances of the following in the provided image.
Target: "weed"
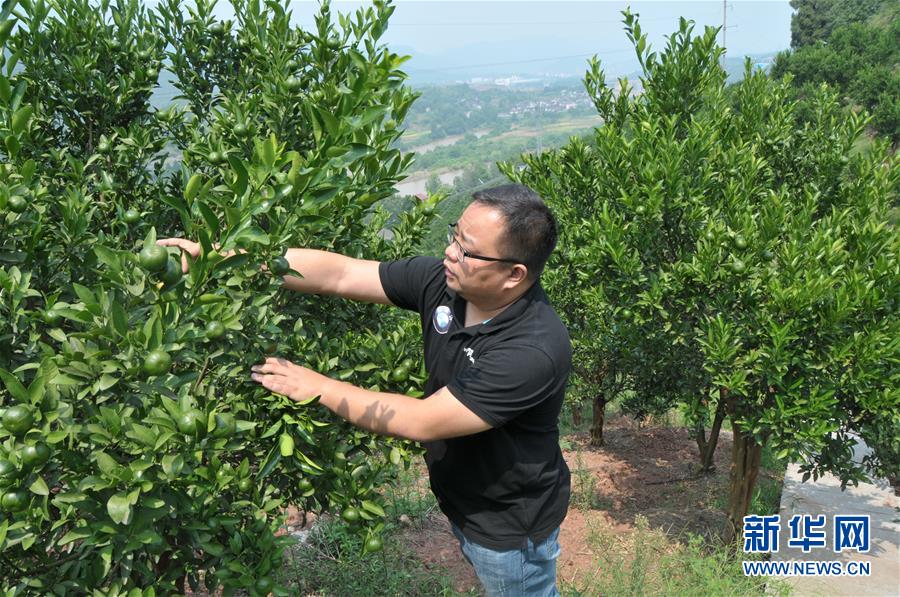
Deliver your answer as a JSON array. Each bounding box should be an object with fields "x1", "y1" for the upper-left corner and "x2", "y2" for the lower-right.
[
  {"x1": 560, "y1": 515, "x2": 792, "y2": 596},
  {"x1": 282, "y1": 515, "x2": 467, "y2": 596},
  {"x1": 572, "y1": 450, "x2": 602, "y2": 511}
]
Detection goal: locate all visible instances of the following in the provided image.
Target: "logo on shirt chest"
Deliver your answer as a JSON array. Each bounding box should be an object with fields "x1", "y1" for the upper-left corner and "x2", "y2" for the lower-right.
[
  {"x1": 463, "y1": 347, "x2": 475, "y2": 365},
  {"x1": 433, "y1": 305, "x2": 453, "y2": 334}
]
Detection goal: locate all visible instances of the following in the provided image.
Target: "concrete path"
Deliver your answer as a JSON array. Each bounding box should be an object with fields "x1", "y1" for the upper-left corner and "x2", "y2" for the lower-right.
[{"x1": 768, "y1": 438, "x2": 899, "y2": 596}]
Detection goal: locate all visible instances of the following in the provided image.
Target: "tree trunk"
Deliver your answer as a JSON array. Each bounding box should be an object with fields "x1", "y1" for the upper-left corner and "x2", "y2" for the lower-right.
[
  {"x1": 700, "y1": 394, "x2": 727, "y2": 472},
  {"x1": 693, "y1": 420, "x2": 707, "y2": 462},
  {"x1": 724, "y1": 420, "x2": 763, "y2": 544},
  {"x1": 590, "y1": 394, "x2": 607, "y2": 447},
  {"x1": 571, "y1": 401, "x2": 583, "y2": 428}
]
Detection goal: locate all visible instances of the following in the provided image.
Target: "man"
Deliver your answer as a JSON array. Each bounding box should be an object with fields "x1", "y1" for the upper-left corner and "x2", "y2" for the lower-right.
[{"x1": 160, "y1": 183, "x2": 571, "y2": 596}]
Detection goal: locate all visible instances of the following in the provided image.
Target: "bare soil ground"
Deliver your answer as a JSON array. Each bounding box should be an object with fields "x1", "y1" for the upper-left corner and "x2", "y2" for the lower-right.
[{"x1": 397, "y1": 414, "x2": 746, "y2": 594}]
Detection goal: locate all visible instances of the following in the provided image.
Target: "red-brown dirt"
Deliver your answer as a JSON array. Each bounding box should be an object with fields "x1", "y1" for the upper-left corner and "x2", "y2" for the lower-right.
[{"x1": 398, "y1": 414, "x2": 741, "y2": 593}]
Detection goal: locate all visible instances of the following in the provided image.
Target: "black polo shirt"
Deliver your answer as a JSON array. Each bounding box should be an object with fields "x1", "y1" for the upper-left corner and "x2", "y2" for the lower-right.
[{"x1": 379, "y1": 256, "x2": 572, "y2": 550}]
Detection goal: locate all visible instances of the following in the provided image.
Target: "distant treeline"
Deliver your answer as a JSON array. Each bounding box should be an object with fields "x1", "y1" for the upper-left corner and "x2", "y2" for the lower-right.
[{"x1": 772, "y1": 0, "x2": 898, "y2": 143}]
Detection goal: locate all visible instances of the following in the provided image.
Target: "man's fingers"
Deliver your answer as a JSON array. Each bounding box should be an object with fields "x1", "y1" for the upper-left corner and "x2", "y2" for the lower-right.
[
  {"x1": 157, "y1": 238, "x2": 200, "y2": 257},
  {"x1": 157, "y1": 238, "x2": 199, "y2": 272},
  {"x1": 252, "y1": 361, "x2": 285, "y2": 374}
]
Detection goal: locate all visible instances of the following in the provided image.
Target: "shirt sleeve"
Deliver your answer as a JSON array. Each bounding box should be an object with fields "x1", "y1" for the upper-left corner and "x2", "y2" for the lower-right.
[
  {"x1": 378, "y1": 256, "x2": 444, "y2": 314},
  {"x1": 446, "y1": 345, "x2": 558, "y2": 428}
]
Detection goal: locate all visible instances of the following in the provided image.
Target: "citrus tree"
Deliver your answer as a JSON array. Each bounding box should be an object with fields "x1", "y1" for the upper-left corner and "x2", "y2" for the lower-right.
[
  {"x1": 507, "y1": 11, "x2": 899, "y2": 542},
  {"x1": 0, "y1": 0, "x2": 435, "y2": 592}
]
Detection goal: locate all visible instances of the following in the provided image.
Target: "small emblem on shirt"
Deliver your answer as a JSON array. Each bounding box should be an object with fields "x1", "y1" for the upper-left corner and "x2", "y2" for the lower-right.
[
  {"x1": 433, "y1": 305, "x2": 453, "y2": 334},
  {"x1": 463, "y1": 347, "x2": 475, "y2": 364}
]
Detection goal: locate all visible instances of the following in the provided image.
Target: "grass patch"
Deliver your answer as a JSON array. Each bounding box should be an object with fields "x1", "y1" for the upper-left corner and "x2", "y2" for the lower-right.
[
  {"x1": 282, "y1": 515, "x2": 466, "y2": 596},
  {"x1": 561, "y1": 515, "x2": 792, "y2": 596},
  {"x1": 281, "y1": 461, "x2": 475, "y2": 596}
]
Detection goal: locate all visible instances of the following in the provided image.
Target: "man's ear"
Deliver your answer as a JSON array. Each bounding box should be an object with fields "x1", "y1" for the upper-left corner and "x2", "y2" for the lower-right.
[{"x1": 507, "y1": 263, "x2": 529, "y2": 286}]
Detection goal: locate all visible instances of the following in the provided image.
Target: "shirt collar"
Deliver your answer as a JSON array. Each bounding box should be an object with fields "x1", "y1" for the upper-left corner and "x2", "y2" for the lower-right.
[{"x1": 448, "y1": 281, "x2": 543, "y2": 336}]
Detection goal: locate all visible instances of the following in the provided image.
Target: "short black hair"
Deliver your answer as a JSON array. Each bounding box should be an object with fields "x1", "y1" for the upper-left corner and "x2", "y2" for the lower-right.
[{"x1": 471, "y1": 184, "x2": 558, "y2": 279}]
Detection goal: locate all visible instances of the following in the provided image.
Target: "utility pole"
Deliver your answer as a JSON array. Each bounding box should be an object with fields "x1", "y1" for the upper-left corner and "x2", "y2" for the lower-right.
[{"x1": 722, "y1": 0, "x2": 728, "y2": 54}]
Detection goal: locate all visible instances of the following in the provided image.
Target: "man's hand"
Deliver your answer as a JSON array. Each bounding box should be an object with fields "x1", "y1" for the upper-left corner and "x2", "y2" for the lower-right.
[
  {"x1": 249, "y1": 356, "x2": 492, "y2": 442},
  {"x1": 251, "y1": 357, "x2": 328, "y2": 403},
  {"x1": 157, "y1": 238, "x2": 201, "y2": 273}
]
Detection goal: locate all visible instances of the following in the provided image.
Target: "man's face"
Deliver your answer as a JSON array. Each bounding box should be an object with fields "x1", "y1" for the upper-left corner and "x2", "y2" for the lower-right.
[{"x1": 443, "y1": 202, "x2": 522, "y2": 301}]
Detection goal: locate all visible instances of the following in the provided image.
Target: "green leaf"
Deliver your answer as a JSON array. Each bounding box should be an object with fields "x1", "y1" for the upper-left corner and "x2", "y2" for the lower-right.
[
  {"x1": 93, "y1": 246, "x2": 120, "y2": 271},
  {"x1": 57, "y1": 527, "x2": 91, "y2": 547},
  {"x1": 260, "y1": 134, "x2": 278, "y2": 169},
  {"x1": 26, "y1": 374, "x2": 46, "y2": 404},
  {"x1": 95, "y1": 451, "x2": 118, "y2": 476},
  {"x1": 11, "y1": 105, "x2": 32, "y2": 134},
  {"x1": 227, "y1": 155, "x2": 248, "y2": 197},
  {"x1": 162, "y1": 454, "x2": 184, "y2": 477},
  {"x1": 97, "y1": 374, "x2": 118, "y2": 391},
  {"x1": 184, "y1": 173, "x2": 203, "y2": 202},
  {"x1": 195, "y1": 201, "x2": 219, "y2": 235},
  {"x1": 361, "y1": 500, "x2": 385, "y2": 517},
  {"x1": 315, "y1": 106, "x2": 340, "y2": 138},
  {"x1": 29, "y1": 476, "x2": 49, "y2": 496},
  {"x1": 258, "y1": 446, "x2": 281, "y2": 479},
  {"x1": 0, "y1": 368, "x2": 27, "y2": 402},
  {"x1": 111, "y1": 301, "x2": 128, "y2": 337},
  {"x1": 107, "y1": 493, "x2": 133, "y2": 525}
]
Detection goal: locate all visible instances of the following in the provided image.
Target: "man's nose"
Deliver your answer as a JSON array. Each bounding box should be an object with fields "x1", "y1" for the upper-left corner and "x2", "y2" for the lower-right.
[{"x1": 444, "y1": 241, "x2": 458, "y2": 262}]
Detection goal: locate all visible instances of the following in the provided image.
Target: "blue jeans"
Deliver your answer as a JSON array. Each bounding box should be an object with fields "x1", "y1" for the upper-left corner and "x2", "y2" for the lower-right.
[{"x1": 451, "y1": 523, "x2": 562, "y2": 596}]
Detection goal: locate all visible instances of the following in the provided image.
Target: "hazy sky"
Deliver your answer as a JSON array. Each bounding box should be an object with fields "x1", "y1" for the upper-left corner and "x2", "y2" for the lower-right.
[{"x1": 187, "y1": 1, "x2": 795, "y2": 81}]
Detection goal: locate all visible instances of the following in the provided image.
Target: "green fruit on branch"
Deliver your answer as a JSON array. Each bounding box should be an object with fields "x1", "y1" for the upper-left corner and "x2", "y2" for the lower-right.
[
  {"x1": 158, "y1": 258, "x2": 182, "y2": 286},
  {"x1": 1, "y1": 489, "x2": 29, "y2": 512},
  {"x1": 284, "y1": 76, "x2": 302, "y2": 92},
  {"x1": 205, "y1": 321, "x2": 226, "y2": 340},
  {"x1": 2, "y1": 405, "x2": 34, "y2": 436},
  {"x1": 212, "y1": 413, "x2": 236, "y2": 437},
  {"x1": 43, "y1": 308, "x2": 62, "y2": 326},
  {"x1": 139, "y1": 245, "x2": 168, "y2": 272},
  {"x1": 0, "y1": 459, "x2": 18, "y2": 481},
  {"x1": 177, "y1": 409, "x2": 204, "y2": 435},
  {"x1": 364, "y1": 535, "x2": 384, "y2": 553},
  {"x1": 21, "y1": 443, "x2": 51, "y2": 469},
  {"x1": 123, "y1": 208, "x2": 141, "y2": 224},
  {"x1": 389, "y1": 366, "x2": 409, "y2": 383},
  {"x1": 7, "y1": 195, "x2": 27, "y2": 213},
  {"x1": 269, "y1": 256, "x2": 290, "y2": 275},
  {"x1": 254, "y1": 577, "x2": 274, "y2": 595},
  {"x1": 143, "y1": 349, "x2": 172, "y2": 376},
  {"x1": 341, "y1": 507, "x2": 360, "y2": 523}
]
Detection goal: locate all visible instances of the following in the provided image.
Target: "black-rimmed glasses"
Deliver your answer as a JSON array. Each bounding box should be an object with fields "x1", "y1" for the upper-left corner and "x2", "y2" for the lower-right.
[{"x1": 447, "y1": 223, "x2": 518, "y2": 264}]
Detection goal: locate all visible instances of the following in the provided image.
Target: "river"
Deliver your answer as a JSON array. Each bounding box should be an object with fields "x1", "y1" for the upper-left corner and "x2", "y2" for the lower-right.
[{"x1": 393, "y1": 169, "x2": 465, "y2": 197}]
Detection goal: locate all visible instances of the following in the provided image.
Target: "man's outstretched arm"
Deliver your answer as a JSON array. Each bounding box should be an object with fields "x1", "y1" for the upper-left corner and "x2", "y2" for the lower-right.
[
  {"x1": 279, "y1": 248, "x2": 391, "y2": 305},
  {"x1": 250, "y1": 357, "x2": 492, "y2": 442},
  {"x1": 156, "y1": 239, "x2": 392, "y2": 305}
]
